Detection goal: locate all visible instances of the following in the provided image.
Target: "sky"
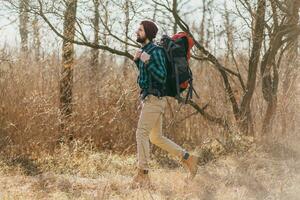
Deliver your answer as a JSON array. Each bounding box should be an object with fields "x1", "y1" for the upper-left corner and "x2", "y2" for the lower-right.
[{"x1": 0, "y1": 0, "x2": 245, "y2": 56}]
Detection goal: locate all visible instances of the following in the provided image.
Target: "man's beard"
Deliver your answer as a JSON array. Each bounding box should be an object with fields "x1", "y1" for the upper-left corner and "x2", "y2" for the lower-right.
[{"x1": 136, "y1": 35, "x2": 146, "y2": 43}]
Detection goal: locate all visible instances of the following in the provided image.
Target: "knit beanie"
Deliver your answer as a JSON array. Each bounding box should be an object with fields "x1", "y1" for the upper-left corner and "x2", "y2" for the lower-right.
[{"x1": 140, "y1": 20, "x2": 158, "y2": 41}]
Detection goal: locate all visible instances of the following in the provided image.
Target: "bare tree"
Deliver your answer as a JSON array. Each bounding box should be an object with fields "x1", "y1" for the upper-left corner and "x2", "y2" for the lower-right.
[
  {"x1": 172, "y1": 0, "x2": 178, "y2": 34},
  {"x1": 253, "y1": 0, "x2": 300, "y2": 135},
  {"x1": 239, "y1": 0, "x2": 266, "y2": 134},
  {"x1": 172, "y1": 0, "x2": 300, "y2": 136},
  {"x1": 276, "y1": 0, "x2": 300, "y2": 135},
  {"x1": 10, "y1": 0, "x2": 298, "y2": 137},
  {"x1": 99, "y1": 0, "x2": 109, "y2": 68},
  {"x1": 32, "y1": 13, "x2": 40, "y2": 61},
  {"x1": 59, "y1": 0, "x2": 78, "y2": 140},
  {"x1": 199, "y1": 0, "x2": 206, "y2": 45},
  {"x1": 19, "y1": 0, "x2": 29, "y2": 54},
  {"x1": 123, "y1": 0, "x2": 130, "y2": 77},
  {"x1": 90, "y1": 0, "x2": 100, "y2": 71},
  {"x1": 224, "y1": 2, "x2": 234, "y2": 67},
  {"x1": 153, "y1": 0, "x2": 267, "y2": 135}
]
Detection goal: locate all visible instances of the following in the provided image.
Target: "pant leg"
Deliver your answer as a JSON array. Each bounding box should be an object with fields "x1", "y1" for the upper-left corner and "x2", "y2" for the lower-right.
[
  {"x1": 135, "y1": 95, "x2": 163, "y2": 170},
  {"x1": 149, "y1": 98, "x2": 186, "y2": 159}
]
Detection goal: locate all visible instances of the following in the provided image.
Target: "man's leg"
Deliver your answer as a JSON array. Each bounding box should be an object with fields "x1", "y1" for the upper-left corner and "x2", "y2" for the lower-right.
[
  {"x1": 134, "y1": 95, "x2": 198, "y2": 184},
  {"x1": 149, "y1": 97, "x2": 199, "y2": 180},
  {"x1": 149, "y1": 103, "x2": 187, "y2": 159},
  {"x1": 132, "y1": 95, "x2": 163, "y2": 188},
  {"x1": 136, "y1": 96, "x2": 163, "y2": 170}
]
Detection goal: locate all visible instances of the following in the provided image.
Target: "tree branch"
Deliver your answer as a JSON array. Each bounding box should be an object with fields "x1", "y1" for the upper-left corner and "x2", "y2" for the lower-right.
[
  {"x1": 166, "y1": 0, "x2": 241, "y2": 122},
  {"x1": 35, "y1": 0, "x2": 134, "y2": 59}
]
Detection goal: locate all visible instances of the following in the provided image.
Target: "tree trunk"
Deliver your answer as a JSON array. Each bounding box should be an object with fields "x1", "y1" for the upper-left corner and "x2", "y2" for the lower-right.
[
  {"x1": 123, "y1": 0, "x2": 130, "y2": 77},
  {"x1": 260, "y1": 41, "x2": 281, "y2": 135},
  {"x1": 199, "y1": 0, "x2": 206, "y2": 45},
  {"x1": 32, "y1": 14, "x2": 41, "y2": 62},
  {"x1": 173, "y1": 0, "x2": 178, "y2": 34},
  {"x1": 239, "y1": 0, "x2": 266, "y2": 135},
  {"x1": 19, "y1": 0, "x2": 29, "y2": 54},
  {"x1": 99, "y1": 0, "x2": 109, "y2": 70},
  {"x1": 281, "y1": 0, "x2": 299, "y2": 135},
  {"x1": 59, "y1": 0, "x2": 77, "y2": 141},
  {"x1": 152, "y1": 3, "x2": 158, "y2": 21},
  {"x1": 224, "y1": 2, "x2": 233, "y2": 68},
  {"x1": 262, "y1": 95, "x2": 277, "y2": 134},
  {"x1": 90, "y1": 0, "x2": 100, "y2": 72}
]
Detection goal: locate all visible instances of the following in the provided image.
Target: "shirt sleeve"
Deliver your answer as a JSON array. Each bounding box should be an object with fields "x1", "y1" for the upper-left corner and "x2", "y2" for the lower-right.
[
  {"x1": 146, "y1": 48, "x2": 167, "y2": 84},
  {"x1": 134, "y1": 59, "x2": 140, "y2": 70}
]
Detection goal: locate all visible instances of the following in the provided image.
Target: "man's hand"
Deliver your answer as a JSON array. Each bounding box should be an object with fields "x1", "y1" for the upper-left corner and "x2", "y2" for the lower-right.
[
  {"x1": 133, "y1": 49, "x2": 143, "y2": 61},
  {"x1": 140, "y1": 52, "x2": 150, "y2": 64}
]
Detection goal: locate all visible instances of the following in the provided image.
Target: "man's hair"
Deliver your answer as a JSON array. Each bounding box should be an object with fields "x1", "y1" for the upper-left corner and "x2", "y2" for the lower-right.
[{"x1": 140, "y1": 20, "x2": 158, "y2": 41}]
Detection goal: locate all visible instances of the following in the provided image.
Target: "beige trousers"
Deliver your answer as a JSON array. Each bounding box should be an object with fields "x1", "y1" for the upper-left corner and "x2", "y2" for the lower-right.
[{"x1": 136, "y1": 95, "x2": 187, "y2": 170}]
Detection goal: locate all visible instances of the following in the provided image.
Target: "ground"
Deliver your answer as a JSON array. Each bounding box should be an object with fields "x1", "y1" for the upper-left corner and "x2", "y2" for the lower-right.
[
  {"x1": 0, "y1": 131, "x2": 299, "y2": 200},
  {"x1": 0, "y1": 83, "x2": 299, "y2": 200}
]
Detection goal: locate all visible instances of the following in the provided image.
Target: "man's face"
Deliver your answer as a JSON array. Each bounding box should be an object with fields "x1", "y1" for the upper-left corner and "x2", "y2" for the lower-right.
[{"x1": 135, "y1": 24, "x2": 147, "y2": 43}]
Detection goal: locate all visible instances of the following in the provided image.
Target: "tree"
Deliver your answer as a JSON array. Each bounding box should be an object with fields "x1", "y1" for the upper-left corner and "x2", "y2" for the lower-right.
[
  {"x1": 19, "y1": 0, "x2": 29, "y2": 54},
  {"x1": 260, "y1": 0, "x2": 300, "y2": 135},
  {"x1": 153, "y1": 0, "x2": 264, "y2": 135},
  {"x1": 12, "y1": 0, "x2": 298, "y2": 136},
  {"x1": 90, "y1": 0, "x2": 100, "y2": 72},
  {"x1": 59, "y1": 0, "x2": 78, "y2": 140},
  {"x1": 32, "y1": 13, "x2": 41, "y2": 61},
  {"x1": 123, "y1": 0, "x2": 130, "y2": 77},
  {"x1": 279, "y1": 0, "x2": 300, "y2": 135},
  {"x1": 239, "y1": 0, "x2": 266, "y2": 134}
]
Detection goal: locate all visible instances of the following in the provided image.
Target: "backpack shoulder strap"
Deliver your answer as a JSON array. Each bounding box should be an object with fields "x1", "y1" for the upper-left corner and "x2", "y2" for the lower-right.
[{"x1": 143, "y1": 44, "x2": 160, "y2": 55}]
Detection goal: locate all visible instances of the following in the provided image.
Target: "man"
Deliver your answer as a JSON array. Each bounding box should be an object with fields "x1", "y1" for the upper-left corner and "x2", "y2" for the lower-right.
[{"x1": 132, "y1": 20, "x2": 199, "y2": 188}]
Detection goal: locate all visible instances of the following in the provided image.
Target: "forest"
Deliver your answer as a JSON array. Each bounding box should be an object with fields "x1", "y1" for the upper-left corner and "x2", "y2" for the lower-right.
[{"x1": 0, "y1": 0, "x2": 299, "y2": 199}]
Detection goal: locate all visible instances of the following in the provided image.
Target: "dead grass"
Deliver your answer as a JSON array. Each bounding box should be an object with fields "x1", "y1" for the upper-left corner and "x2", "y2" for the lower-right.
[
  {"x1": 0, "y1": 48, "x2": 299, "y2": 199},
  {"x1": 0, "y1": 131, "x2": 299, "y2": 199}
]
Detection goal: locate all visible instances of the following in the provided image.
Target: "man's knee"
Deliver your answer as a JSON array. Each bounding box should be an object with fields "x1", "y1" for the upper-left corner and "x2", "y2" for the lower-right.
[
  {"x1": 136, "y1": 127, "x2": 149, "y2": 138},
  {"x1": 149, "y1": 133, "x2": 163, "y2": 144}
]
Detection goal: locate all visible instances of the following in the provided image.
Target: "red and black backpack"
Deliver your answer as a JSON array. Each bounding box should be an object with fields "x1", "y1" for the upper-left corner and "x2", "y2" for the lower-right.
[{"x1": 158, "y1": 32, "x2": 199, "y2": 102}]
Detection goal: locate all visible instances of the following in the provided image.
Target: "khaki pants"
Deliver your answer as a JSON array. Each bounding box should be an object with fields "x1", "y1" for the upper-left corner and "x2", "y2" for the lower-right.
[{"x1": 136, "y1": 95, "x2": 187, "y2": 170}]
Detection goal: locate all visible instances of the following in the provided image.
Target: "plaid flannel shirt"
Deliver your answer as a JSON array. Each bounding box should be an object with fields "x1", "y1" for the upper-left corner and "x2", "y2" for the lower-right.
[{"x1": 134, "y1": 42, "x2": 167, "y2": 90}]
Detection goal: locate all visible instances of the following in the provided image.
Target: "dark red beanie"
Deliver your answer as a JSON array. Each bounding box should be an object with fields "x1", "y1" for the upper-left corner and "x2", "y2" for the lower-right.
[{"x1": 140, "y1": 20, "x2": 158, "y2": 41}]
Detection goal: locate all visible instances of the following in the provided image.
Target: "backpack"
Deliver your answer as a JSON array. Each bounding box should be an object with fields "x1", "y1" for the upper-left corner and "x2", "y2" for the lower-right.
[{"x1": 158, "y1": 32, "x2": 199, "y2": 102}]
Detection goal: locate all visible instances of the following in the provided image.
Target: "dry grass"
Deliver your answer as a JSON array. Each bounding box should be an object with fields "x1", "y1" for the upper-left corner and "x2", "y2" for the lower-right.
[
  {"x1": 0, "y1": 131, "x2": 299, "y2": 199},
  {"x1": 0, "y1": 49, "x2": 299, "y2": 199},
  {"x1": 1, "y1": 48, "x2": 298, "y2": 154},
  {"x1": 0, "y1": 49, "x2": 251, "y2": 155}
]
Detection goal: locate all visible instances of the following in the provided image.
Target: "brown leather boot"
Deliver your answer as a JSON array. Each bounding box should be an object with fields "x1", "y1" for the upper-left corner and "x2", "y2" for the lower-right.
[
  {"x1": 181, "y1": 153, "x2": 199, "y2": 180},
  {"x1": 130, "y1": 168, "x2": 151, "y2": 189}
]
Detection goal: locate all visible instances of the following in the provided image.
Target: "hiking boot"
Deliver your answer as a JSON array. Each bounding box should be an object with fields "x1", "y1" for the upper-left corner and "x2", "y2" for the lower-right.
[
  {"x1": 181, "y1": 153, "x2": 199, "y2": 180},
  {"x1": 130, "y1": 168, "x2": 151, "y2": 189}
]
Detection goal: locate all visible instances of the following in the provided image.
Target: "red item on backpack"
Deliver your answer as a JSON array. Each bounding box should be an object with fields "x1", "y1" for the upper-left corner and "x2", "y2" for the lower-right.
[
  {"x1": 172, "y1": 32, "x2": 194, "y2": 90},
  {"x1": 171, "y1": 32, "x2": 195, "y2": 61},
  {"x1": 180, "y1": 81, "x2": 189, "y2": 89}
]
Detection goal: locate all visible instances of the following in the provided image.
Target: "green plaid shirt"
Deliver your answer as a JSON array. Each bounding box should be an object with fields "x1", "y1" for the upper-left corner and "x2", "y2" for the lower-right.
[{"x1": 134, "y1": 42, "x2": 167, "y2": 90}]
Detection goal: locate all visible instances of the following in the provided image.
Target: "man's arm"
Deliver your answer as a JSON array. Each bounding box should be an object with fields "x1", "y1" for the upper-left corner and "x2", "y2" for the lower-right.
[
  {"x1": 134, "y1": 59, "x2": 140, "y2": 69},
  {"x1": 147, "y1": 48, "x2": 167, "y2": 84},
  {"x1": 133, "y1": 49, "x2": 142, "y2": 69}
]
